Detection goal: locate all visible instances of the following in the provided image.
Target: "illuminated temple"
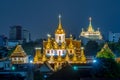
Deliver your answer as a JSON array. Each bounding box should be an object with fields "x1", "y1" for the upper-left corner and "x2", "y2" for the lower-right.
[
  {"x1": 34, "y1": 15, "x2": 86, "y2": 70},
  {"x1": 80, "y1": 17, "x2": 102, "y2": 40},
  {"x1": 10, "y1": 45, "x2": 28, "y2": 64}
]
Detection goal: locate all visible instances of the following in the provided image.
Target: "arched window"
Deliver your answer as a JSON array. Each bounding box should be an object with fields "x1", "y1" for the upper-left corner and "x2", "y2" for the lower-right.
[
  {"x1": 59, "y1": 36, "x2": 61, "y2": 40},
  {"x1": 70, "y1": 50, "x2": 72, "y2": 53},
  {"x1": 51, "y1": 50, "x2": 53, "y2": 53},
  {"x1": 59, "y1": 51, "x2": 61, "y2": 55},
  {"x1": 47, "y1": 50, "x2": 50, "y2": 53}
]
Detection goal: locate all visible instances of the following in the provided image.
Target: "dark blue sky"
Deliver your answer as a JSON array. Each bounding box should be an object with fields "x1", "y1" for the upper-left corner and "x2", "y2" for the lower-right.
[{"x1": 0, "y1": 0, "x2": 120, "y2": 40}]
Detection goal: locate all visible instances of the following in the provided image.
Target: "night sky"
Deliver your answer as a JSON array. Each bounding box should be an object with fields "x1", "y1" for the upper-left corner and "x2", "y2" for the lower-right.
[{"x1": 0, "y1": 0, "x2": 120, "y2": 40}]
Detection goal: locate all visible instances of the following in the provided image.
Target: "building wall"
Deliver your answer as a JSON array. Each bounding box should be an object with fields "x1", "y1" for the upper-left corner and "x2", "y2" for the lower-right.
[
  {"x1": 55, "y1": 34, "x2": 65, "y2": 43},
  {"x1": 11, "y1": 57, "x2": 28, "y2": 64},
  {"x1": 46, "y1": 49, "x2": 67, "y2": 56},
  {"x1": 22, "y1": 30, "x2": 31, "y2": 43}
]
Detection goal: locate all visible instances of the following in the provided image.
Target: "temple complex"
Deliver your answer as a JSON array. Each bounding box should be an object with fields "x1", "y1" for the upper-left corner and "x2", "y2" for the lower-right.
[{"x1": 33, "y1": 15, "x2": 86, "y2": 70}]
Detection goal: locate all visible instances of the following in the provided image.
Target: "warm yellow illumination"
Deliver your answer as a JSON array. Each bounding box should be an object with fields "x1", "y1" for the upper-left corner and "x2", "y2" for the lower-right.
[
  {"x1": 10, "y1": 45, "x2": 27, "y2": 64},
  {"x1": 55, "y1": 15, "x2": 65, "y2": 34},
  {"x1": 33, "y1": 15, "x2": 87, "y2": 71},
  {"x1": 47, "y1": 34, "x2": 51, "y2": 37},
  {"x1": 80, "y1": 17, "x2": 102, "y2": 40}
]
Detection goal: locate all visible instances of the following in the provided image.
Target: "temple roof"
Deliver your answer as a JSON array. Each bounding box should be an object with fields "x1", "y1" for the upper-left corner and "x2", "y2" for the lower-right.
[
  {"x1": 55, "y1": 15, "x2": 65, "y2": 34},
  {"x1": 10, "y1": 45, "x2": 27, "y2": 57},
  {"x1": 43, "y1": 38, "x2": 81, "y2": 49}
]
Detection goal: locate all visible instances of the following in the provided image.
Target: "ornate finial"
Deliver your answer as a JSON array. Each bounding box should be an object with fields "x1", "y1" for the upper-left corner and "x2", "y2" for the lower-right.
[
  {"x1": 81, "y1": 47, "x2": 84, "y2": 50},
  {"x1": 70, "y1": 34, "x2": 72, "y2": 38},
  {"x1": 89, "y1": 17, "x2": 92, "y2": 21},
  {"x1": 58, "y1": 14, "x2": 61, "y2": 24},
  {"x1": 82, "y1": 28, "x2": 84, "y2": 32},
  {"x1": 89, "y1": 17, "x2": 92, "y2": 26},
  {"x1": 59, "y1": 14, "x2": 61, "y2": 19},
  {"x1": 97, "y1": 28, "x2": 100, "y2": 31},
  {"x1": 47, "y1": 34, "x2": 51, "y2": 38}
]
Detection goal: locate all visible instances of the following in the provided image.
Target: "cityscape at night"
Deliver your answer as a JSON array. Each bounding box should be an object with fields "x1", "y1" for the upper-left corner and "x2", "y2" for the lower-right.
[{"x1": 0, "y1": 0, "x2": 120, "y2": 80}]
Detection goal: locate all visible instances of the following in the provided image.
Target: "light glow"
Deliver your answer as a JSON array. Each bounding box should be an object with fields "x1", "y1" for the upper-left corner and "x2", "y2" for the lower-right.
[
  {"x1": 93, "y1": 59, "x2": 97, "y2": 63},
  {"x1": 30, "y1": 60, "x2": 33, "y2": 63}
]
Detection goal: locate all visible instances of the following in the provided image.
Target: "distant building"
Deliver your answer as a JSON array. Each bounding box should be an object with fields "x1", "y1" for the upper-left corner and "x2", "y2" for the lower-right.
[
  {"x1": 80, "y1": 17, "x2": 102, "y2": 40},
  {"x1": 0, "y1": 58, "x2": 28, "y2": 79},
  {"x1": 10, "y1": 45, "x2": 28, "y2": 64},
  {"x1": 0, "y1": 59, "x2": 11, "y2": 70},
  {"x1": 9, "y1": 25, "x2": 22, "y2": 40},
  {"x1": 7, "y1": 40, "x2": 19, "y2": 48},
  {"x1": 109, "y1": 32, "x2": 120, "y2": 42},
  {"x1": 80, "y1": 17, "x2": 103, "y2": 44},
  {"x1": 22, "y1": 30, "x2": 31, "y2": 43},
  {"x1": 8, "y1": 25, "x2": 31, "y2": 47},
  {"x1": 0, "y1": 35, "x2": 7, "y2": 47}
]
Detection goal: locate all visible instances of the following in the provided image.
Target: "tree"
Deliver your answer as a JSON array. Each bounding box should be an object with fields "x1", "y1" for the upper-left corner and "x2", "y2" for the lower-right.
[
  {"x1": 96, "y1": 43, "x2": 115, "y2": 59},
  {"x1": 85, "y1": 40, "x2": 99, "y2": 56},
  {"x1": 0, "y1": 47, "x2": 9, "y2": 58},
  {"x1": 93, "y1": 58, "x2": 120, "y2": 78}
]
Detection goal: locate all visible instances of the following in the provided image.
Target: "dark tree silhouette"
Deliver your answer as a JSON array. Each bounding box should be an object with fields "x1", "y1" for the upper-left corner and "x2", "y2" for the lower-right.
[{"x1": 85, "y1": 40, "x2": 99, "y2": 56}]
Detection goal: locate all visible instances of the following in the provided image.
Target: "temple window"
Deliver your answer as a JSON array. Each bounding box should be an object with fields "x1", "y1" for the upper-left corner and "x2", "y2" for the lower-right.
[
  {"x1": 51, "y1": 50, "x2": 53, "y2": 53},
  {"x1": 47, "y1": 50, "x2": 50, "y2": 53},
  {"x1": 59, "y1": 51, "x2": 61, "y2": 55},
  {"x1": 59, "y1": 36, "x2": 61, "y2": 40}
]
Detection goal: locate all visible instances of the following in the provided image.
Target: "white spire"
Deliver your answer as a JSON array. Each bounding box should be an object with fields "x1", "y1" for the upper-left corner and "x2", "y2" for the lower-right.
[
  {"x1": 89, "y1": 17, "x2": 92, "y2": 26},
  {"x1": 58, "y1": 14, "x2": 61, "y2": 25}
]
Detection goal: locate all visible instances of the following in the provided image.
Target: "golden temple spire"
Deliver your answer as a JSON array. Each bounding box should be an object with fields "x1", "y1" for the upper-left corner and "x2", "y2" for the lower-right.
[
  {"x1": 54, "y1": 41, "x2": 58, "y2": 49},
  {"x1": 61, "y1": 42, "x2": 66, "y2": 49},
  {"x1": 88, "y1": 17, "x2": 94, "y2": 32},
  {"x1": 80, "y1": 47, "x2": 86, "y2": 63},
  {"x1": 68, "y1": 34, "x2": 74, "y2": 49},
  {"x1": 58, "y1": 14, "x2": 62, "y2": 29},
  {"x1": 55, "y1": 14, "x2": 65, "y2": 34},
  {"x1": 50, "y1": 54, "x2": 54, "y2": 62},
  {"x1": 34, "y1": 48, "x2": 42, "y2": 62},
  {"x1": 42, "y1": 54, "x2": 46, "y2": 62},
  {"x1": 73, "y1": 53, "x2": 77, "y2": 61},
  {"x1": 65, "y1": 53, "x2": 69, "y2": 61},
  {"x1": 58, "y1": 55, "x2": 62, "y2": 62},
  {"x1": 46, "y1": 34, "x2": 52, "y2": 49}
]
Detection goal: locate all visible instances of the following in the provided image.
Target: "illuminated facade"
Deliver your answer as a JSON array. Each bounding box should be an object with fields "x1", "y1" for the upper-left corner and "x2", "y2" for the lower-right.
[
  {"x1": 10, "y1": 45, "x2": 28, "y2": 64},
  {"x1": 80, "y1": 17, "x2": 102, "y2": 40},
  {"x1": 34, "y1": 15, "x2": 86, "y2": 71}
]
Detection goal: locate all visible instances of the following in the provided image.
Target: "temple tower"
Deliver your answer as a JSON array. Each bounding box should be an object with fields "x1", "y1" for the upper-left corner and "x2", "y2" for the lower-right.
[{"x1": 55, "y1": 14, "x2": 65, "y2": 44}]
